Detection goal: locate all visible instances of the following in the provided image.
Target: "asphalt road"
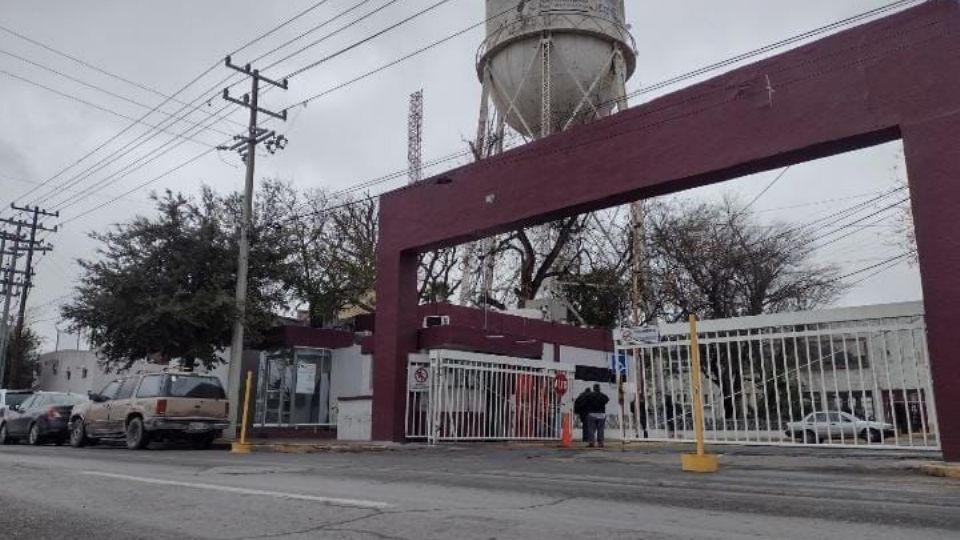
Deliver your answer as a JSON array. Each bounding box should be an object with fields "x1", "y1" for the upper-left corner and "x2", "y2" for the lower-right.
[{"x1": 0, "y1": 442, "x2": 957, "y2": 539}]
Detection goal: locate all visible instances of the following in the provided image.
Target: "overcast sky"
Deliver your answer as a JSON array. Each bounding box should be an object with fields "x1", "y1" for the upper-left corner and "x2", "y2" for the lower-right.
[{"x1": 0, "y1": 0, "x2": 923, "y2": 349}]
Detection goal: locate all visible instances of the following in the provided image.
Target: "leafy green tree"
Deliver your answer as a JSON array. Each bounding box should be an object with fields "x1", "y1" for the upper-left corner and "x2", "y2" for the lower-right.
[
  {"x1": 61, "y1": 189, "x2": 287, "y2": 371},
  {"x1": 3, "y1": 325, "x2": 41, "y2": 389}
]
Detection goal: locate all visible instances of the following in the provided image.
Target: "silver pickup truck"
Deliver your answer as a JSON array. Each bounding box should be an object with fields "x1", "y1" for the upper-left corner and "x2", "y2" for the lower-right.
[{"x1": 786, "y1": 411, "x2": 895, "y2": 443}]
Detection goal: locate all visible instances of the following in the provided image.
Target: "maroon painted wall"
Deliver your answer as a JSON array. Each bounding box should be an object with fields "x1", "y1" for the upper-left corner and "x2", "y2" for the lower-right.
[{"x1": 374, "y1": 1, "x2": 960, "y2": 460}]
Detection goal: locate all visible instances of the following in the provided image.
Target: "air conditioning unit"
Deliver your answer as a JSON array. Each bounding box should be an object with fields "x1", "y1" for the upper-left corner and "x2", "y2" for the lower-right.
[{"x1": 422, "y1": 315, "x2": 450, "y2": 328}]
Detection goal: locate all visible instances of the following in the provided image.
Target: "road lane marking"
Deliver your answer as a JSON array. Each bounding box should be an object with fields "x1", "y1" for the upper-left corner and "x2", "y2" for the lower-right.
[{"x1": 80, "y1": 471, "x2": 392, "y2": 509}]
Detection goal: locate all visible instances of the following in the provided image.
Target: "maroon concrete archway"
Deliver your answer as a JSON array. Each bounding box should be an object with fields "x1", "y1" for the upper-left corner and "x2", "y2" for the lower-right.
[{"x1": 373, "y1": 0, "x2": 960, "y2": 461}]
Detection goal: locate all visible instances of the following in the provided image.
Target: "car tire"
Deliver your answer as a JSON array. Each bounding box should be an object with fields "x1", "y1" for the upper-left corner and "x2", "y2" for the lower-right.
[
  {"x1": 861, "y1": 428, "x2": 882, "y2": 443},
  {"x1": 28, "y1": 423, "x2": 42, "y2": 446},
  {"x1": 803, "y1": 430, "x2": 819, "y2": 444},
  {"x1": 0, "y1": 423, "x2": 12, "y2": 445},
  {"x1": 69, "y1": 419, "x2": 88, "y2": 448},
  {"x1": 125, "y1": 417, "x2": 150, "y2": 450}
]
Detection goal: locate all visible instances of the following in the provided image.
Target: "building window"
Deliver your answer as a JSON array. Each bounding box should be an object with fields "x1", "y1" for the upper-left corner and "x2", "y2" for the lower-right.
[{"x1": 81, "y1": 368, "x2": 88, "y2": 379}]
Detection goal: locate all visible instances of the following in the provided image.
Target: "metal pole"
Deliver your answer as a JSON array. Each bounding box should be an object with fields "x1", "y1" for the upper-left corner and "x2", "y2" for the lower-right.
[
  {"x1": 682, "y1": 315, "x2": 718, "y2": 472},
  {"x1": 231, "y1": 370, "x2": 255, "y2": 454},
  {"x1": 227, "y1": 74, "x2": 260, "y2": 440}
]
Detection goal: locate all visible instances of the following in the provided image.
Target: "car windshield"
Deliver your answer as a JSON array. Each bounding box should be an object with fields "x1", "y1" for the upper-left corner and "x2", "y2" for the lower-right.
[
  {"x1": 5, "y1": 392, "x2": 32, "y2": 407},
  {"x1": 164, "y1": 375, "x2": 225, "y2": 399},
  {"x1": 45, "y1": 394, "x2": 87, "y2": 406}
]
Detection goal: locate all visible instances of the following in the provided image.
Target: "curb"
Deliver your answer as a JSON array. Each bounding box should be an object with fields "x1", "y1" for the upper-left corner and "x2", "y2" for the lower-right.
[
  {"x1": 919, "y1": 462, "x2": 960, "y2": 479},
  {"x1": 243, "y1": 442, "x2": 412, "y2": 454}
]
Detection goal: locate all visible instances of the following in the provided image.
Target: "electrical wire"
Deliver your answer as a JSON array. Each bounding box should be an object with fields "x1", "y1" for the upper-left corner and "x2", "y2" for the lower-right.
[
  {"x1": 55, "y1": 0, "x2": 936, "y2": 228},
  {"x1": 249, "y1": 0, "x2": 378, "y2": 66},
  {"x1": 605, "y1": 0, "x2": 925, "y2": 109},
  {"x1": 0, "y1": 49, "x2": 235, "y2": 137},
  {"x1": 26, "y1": 0, "x2": 410, "y2": 213},
  {"x1": 9, "y1": 0, "x2": 347, "y2": 209},
  {"x1": 742, "y1": 167, "x2": 791, "y2": 213},
  {"x1": 0, "y1": 22, "x2": 245, "y2": 130},
  {"x1": 0, "y1": 69, "x2": 220, "y2": 148},
  {"x1": 282, "y1": 0, "x2": 453, "y2": 78}
]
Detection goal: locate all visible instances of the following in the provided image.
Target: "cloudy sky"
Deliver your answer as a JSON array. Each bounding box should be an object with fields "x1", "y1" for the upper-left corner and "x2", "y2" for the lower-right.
[{"x1": 0, "y1": 0, "x2": 923, "y2": 348}]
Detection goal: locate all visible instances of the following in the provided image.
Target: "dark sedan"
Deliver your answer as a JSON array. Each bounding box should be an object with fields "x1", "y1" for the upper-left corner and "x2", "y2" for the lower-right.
[{"x1": 0, "y1": 392, "x2": 87, "y2": 446}]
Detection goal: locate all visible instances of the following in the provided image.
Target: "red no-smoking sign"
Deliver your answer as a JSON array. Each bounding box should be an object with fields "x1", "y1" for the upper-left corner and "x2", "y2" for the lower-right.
[{"x1": 554, "y1": 372, "x2": 568, "y2": 396}]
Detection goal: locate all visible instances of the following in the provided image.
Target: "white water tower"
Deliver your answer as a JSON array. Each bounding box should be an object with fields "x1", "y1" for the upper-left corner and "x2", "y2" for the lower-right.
[
  {"x1": 476, "y1": 0, "x2": 636, "y2": 140},
  {"x1": 460, "y1": 1, "x2": 638, "y2": 308}
]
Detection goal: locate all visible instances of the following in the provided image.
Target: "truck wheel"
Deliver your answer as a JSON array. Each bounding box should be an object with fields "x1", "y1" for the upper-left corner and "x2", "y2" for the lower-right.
[
  {"x1": 69, "y1": 419, "x2": 88, "y2": 448},
  {"x1": 125, "y1": 417, "x2": 150, "y2": 450}
]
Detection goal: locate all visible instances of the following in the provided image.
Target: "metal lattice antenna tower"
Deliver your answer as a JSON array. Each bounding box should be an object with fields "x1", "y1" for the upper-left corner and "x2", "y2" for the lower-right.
[{"x1": 407, "y1": 89, "x2": 424, "y2": 184}]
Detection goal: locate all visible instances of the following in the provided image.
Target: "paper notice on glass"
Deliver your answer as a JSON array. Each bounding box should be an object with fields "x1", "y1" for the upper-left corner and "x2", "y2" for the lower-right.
[{"x1": 296, "y1": 362, "x2": 317, "y2": 394}]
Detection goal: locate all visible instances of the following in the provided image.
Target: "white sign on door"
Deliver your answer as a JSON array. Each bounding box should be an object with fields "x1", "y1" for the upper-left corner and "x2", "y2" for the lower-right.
[
  {"x1": 296, "y1": 362, "x2": 317, "y2": 394},
  {"x1": 408, "y1": 366, "x2": 431, "y2": 392}
]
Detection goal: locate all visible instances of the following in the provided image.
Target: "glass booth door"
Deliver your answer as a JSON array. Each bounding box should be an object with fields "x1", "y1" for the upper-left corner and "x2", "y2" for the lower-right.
[{"x1": 255, "y1": 347, "x2": 333, "y2": 427}]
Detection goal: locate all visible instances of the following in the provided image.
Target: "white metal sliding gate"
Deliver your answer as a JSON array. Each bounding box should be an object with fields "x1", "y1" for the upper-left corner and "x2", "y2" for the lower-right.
[
  {"x1": 616, "y1": 303, "x2": 940, "y2": 450},
  {"x1": 405, "y1": 350, "x2": 574, "y2": 443}
]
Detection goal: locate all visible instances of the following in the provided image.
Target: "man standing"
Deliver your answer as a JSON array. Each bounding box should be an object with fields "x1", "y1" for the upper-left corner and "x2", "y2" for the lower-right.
[
  {"x1": 574, "y1": 387, "x2": 592, "y2": 443},
  {"x1": 587, "y1": 384, "x2": 610, "y2": 448}
]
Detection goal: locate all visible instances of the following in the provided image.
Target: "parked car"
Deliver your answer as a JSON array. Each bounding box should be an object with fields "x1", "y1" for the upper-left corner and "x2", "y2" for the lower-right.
[
  {"x1": 786, "y1": 411, "x2": 895, "y2": 443},
  {"x1": 0, "y1": 389, "x2": 33, "y2": 421},
  {"x1": 0, "y1": 392, "x2": 87, "y2": 445},
  {"x1": 69, "y1": 372, "x2": 229, "y2": 450}
]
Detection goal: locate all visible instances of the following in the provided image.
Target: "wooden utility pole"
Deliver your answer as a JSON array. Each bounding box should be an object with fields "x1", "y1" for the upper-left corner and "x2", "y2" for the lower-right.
[
  {"x1": 219, "y1": 56, "x2": 288, "y2": 438},
  {"x1": 2, "y1": 205, "x2": 57, "y2": 387}
]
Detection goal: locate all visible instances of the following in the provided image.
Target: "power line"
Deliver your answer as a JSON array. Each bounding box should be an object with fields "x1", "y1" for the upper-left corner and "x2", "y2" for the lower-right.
[
  {"x1": 0, "y1": 22, "x2": 243, "y2": 130},
  {"x1": 742, "y1": 167, "x2": 791, "y2": 213},
  {"x1": 9, "y1": 0, "x2": 345, "y2": 210},
  {"x1": 249, "y1": 0, "x2": 378, "y2": 66},
  {"x1": 59, "y1": 147, "x2": 217, "y2": 227},
  {"x1": 25, "y1": 0, "x2": 403, "y2": 214},
  {"x1": 285, "y1": 2, "x2": 504, "y2": 110},
  {"x1": 50, "y1": 103, "x2": 238, "y2": 213},
  {"x1": 0, "y1": 48, "x2": 235, "y2": 137},
  {"x1": 56, "y1": 0, "x2": 933, "y2": 226},
  {"x1": 753, "y1": 189, "x2": 889, "y2": 214},
  {"x1": 7, "y1": 60, "x2": 224, "y2": 205},
  {"x1": 34, "y1": 1, "x2": 450, "y2": 217},
  {"x1": 837, "y1": 250, "x2": 916, "y2": 282},
  {"x1": 0, "y1": 69, "x2": 221, "y2": 148},
  {"x1": 609, "y1": 0, "x2": 924, "y2": 108},
  {"x1": 283, "y1": 0, "x2": 451, "y2": 79}
]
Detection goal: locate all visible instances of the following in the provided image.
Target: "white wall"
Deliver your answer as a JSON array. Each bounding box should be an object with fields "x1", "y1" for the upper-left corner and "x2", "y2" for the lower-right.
[{"x1": 35, "y1": 350, "x2": 229, "y2": 395}]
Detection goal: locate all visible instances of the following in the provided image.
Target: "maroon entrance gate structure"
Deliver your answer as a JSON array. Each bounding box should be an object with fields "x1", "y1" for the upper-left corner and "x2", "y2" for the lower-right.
[{"x1": 372, "y1": 1, "x2": 960, "y2": 461}]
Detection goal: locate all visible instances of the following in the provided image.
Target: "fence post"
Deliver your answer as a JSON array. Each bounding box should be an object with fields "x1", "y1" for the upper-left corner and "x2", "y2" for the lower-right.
[{"x1": 682, "y1": 315, "x2": 719, "y2": 473}]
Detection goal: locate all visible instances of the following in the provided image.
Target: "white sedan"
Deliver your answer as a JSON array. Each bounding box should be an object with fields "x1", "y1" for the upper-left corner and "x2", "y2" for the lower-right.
[{"x1": 786, "y1": 411, "x2": 895, "y2": 443}]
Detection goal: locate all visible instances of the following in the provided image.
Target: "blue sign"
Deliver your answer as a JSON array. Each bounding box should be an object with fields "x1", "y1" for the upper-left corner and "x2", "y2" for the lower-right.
[{"x1": 609, "y1": 351, "x2": 628, "y2": 376}]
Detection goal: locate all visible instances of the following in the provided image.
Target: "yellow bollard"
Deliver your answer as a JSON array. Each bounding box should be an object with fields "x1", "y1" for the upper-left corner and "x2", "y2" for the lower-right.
[
  {"x1": 231, "y1": 370, "x2": 254, "y2": 454},
  {"x1": 681, "y1": 315, "x2": 719, "y2": 473}
]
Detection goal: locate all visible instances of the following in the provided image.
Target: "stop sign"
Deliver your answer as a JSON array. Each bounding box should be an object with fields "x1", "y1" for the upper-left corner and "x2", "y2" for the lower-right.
[{"x1": 554, "y1": 372, "x2": 568, "y2": 396}]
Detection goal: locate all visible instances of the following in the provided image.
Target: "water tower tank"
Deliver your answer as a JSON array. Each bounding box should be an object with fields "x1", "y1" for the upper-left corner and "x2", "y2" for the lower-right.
[{"x1": 478, "y1": 0, "x2": 636, "y2": 138}]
